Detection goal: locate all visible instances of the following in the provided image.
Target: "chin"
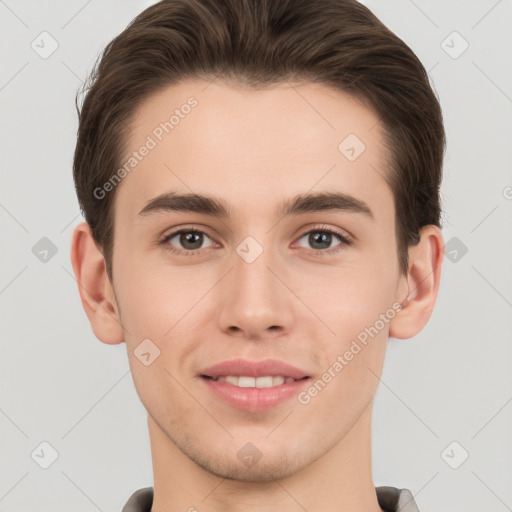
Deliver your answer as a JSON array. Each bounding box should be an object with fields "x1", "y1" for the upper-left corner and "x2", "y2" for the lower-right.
[
  {"x1": 184, "y1": 441, "x2": 312, "y2": 482},
  {"x1": 200, "y1": 454, "x2": 306, "y2": 482}
]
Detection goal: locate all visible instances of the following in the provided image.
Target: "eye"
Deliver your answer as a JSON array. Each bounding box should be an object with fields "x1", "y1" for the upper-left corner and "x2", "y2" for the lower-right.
[
  {"x1": 161, "y1": 228, "x2": 214, "y2": 255},
  {"x1": 159, "y1": 224, "x2": 352, "y2": 257},
  {"x1": 296, "y1": 226, "x2": 352, "y2": 254}
]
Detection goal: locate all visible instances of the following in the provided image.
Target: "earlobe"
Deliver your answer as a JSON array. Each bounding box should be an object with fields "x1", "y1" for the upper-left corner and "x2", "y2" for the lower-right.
[
  {"x1": 389, "y1": 225, "x2": 444, "y2": 340},
  {"x1": 70, "y1": 221, "x2": 125, "y2": 344}
]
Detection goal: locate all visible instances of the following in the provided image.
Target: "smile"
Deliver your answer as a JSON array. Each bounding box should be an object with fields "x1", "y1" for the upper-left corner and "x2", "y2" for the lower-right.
[{"x1": 204, "y1": 375, "x2": 306, "y2": 388}]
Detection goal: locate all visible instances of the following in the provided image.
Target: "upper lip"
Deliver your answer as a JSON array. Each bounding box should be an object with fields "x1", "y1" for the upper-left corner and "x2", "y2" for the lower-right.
[{"x1": 200, "y1": 358, "x2": 310, "y2": 379}]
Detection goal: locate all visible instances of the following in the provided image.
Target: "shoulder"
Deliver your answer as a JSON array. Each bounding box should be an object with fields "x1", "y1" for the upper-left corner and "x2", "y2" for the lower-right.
[
  {"x1": 122, "y1": 486, "x2": 153, "y2": 512},
  {"x1": 376, "y1": 486, "x2": 420, "y2": 512}
]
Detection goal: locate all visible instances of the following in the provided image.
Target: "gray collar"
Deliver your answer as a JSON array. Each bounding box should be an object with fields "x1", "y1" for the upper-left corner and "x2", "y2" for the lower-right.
[{"x1": 122, "y1": 485, "x2": 420, "y2": 512}]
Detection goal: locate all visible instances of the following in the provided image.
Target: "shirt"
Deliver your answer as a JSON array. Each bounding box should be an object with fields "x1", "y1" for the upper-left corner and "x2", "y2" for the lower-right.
[{"x1": 122, "y1": 485, "x2": 420, "y2": 512}]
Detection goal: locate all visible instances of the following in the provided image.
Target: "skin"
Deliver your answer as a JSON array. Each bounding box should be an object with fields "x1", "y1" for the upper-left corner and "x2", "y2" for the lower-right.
[{"x1": 71, "y1": 79, "x2": 443, "y2": 512}]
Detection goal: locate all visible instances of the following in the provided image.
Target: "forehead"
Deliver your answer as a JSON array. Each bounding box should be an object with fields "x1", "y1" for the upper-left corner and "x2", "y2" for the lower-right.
[{"x1": 116, "y1": 79, "x2": 393, "y2": 223}]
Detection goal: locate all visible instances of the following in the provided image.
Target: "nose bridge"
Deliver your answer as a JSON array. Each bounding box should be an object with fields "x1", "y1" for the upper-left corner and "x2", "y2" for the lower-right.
[
  {"x1": 216, "y1": 233, "x2": 294, "y2": 337},
  {"x1": 235, "y1": 235, "x2": 276, "y2": 297}
]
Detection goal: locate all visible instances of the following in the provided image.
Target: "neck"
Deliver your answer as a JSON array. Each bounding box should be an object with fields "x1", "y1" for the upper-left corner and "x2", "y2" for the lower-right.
[{"x1": 149, "y1": 401, "x2": 383, "y2": 512}]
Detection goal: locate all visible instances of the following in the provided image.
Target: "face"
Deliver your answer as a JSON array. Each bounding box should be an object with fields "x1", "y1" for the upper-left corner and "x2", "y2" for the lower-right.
[{"x1": 109, "y1": 79, "x2": 405, "y2": 481}]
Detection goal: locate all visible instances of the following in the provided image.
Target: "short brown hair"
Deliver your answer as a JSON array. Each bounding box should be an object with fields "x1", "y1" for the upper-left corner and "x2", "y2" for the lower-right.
[{"x1": 73, "y1": 0, "x2": 445, "y2": 281}]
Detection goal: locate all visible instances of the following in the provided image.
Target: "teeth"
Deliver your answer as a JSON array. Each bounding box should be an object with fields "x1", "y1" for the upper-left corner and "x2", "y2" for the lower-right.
[
  {"x1": 225, "y1": 375, "x2": 239, "y2": 386},
  {"x1": 215, "y1": 375, "x2": 294, "y2": 388},
  {"x1": 238, "y1": 376, "x2": 255, "y2": 388},
  {"x1": 267, "y1": 376, "x2": 284, "y2": 387}
]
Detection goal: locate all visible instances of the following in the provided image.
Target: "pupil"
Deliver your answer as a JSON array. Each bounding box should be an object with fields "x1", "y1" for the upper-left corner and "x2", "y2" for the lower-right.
[
  {"x1": 310, "y1": 232, "x2": 331, "y2": 249},
  {"x1": 181, "y1": 232, "x2": 202, "y2": 249}
]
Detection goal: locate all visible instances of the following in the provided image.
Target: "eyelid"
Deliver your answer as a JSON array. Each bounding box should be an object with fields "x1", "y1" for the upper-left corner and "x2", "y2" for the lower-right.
[
  {"x1": 159, "y1": 224, "x2": 215, "y2": 242},
  {"x1": 296, "y1": 223, "x2": 353, "y2": 243},
  {"x1": 160, "y1": 223, "x2": 352, "y2": 242}
]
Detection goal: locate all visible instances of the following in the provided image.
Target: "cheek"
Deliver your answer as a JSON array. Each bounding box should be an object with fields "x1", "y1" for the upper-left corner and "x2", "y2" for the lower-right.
[
  {"x1": 295, "y1": 255, "x2": 398, "y2": 339},
  {"x1": 295, "y1": 255, "x2": 398, "y2": 400},
  {"x1": 297, "y1": 278, "x2": 394, "y2": 426},
  {"x1": 114, "y1": 250, "x2": 209, "y2": 338}
]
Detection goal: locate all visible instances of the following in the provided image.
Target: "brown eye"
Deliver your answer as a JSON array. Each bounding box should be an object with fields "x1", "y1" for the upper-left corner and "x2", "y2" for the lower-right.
[
  {"x1": 296, "y1": 227, "x2": 351, "y2": 254},
  {"x1": 162, "y1": 229, "x2": 214, "y2": 254}
]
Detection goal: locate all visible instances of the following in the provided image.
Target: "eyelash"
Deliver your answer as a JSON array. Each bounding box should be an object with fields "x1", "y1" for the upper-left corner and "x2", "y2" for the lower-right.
[{"x1": 159, "y1": 225, "x2": 352, "y2": 257}]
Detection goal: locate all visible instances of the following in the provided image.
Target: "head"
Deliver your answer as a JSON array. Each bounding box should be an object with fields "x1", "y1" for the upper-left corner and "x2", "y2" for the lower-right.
[{"x1": 71, "y1": 0, "x2": 444, "y2": 482}]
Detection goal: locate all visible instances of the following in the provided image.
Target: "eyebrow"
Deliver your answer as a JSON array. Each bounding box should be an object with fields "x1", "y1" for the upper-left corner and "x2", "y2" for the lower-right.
[{"x1": 138, "y1": 191, "x2": 374, "y2": 220}]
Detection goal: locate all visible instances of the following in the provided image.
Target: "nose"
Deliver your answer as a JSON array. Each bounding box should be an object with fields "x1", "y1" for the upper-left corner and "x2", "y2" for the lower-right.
[{"x1": 216, "y1": 240, "x2": 296, "y2": 341}]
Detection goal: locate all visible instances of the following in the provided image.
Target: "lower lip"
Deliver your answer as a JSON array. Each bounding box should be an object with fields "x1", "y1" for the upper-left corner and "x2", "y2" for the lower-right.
[{"x1": 200, "y1": 376, "x2": 311, "y2": 412}]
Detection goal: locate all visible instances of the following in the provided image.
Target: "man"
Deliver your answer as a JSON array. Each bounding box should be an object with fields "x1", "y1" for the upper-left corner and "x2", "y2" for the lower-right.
[{"x1": 70, "y1": 0, "x2": 445, "y2": 510}]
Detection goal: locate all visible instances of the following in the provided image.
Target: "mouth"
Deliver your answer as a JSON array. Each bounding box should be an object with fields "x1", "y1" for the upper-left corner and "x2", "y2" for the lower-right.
[
  {"x1": 201, "y1": 374, "x2": 310, "y2": 388},
  {"x1": 200, "y1": 358, "x2": 311, "y2": 380},
  {"x1": 198, "y1": 358, "x2": 312, "y2": 412},
  {"x1": 201, "y1": 375, "x2": 311, "y2": 389}
]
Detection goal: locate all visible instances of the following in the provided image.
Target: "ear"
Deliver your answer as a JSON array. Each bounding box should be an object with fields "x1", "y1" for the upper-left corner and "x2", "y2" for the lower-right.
[
  {"x1": 70, "y1": 221, "x2": 124, "y2": 344},
  {"x1": 389, "y1": 225, "x2": 444, "y2": 339}
]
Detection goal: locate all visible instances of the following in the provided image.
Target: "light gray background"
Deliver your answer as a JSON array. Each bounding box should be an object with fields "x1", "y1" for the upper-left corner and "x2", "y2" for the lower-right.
[{"x1": 1, "y1": 1, "x2": 511, "y2": 511}]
